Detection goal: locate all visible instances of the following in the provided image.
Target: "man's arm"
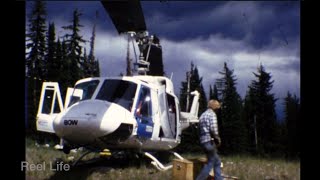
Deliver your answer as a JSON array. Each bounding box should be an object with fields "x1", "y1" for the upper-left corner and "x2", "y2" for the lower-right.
[
  {"x1": 210, "y1": 112, "x2": 221, "y2": 147},
  {"x1": 210, "y1": 112, "x2": 219, "y2": 136}
]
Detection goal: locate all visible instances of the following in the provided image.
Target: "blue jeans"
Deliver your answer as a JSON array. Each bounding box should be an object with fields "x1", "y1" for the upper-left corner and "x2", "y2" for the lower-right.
[{"x1": 196, "y1": 141, "x2": 222, "y2": 180}]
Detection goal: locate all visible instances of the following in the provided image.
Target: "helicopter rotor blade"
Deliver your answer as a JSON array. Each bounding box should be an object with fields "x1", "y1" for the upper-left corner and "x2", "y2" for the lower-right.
[{"x1": 101, "y1": 0, "x2": 147, "y2": 34}]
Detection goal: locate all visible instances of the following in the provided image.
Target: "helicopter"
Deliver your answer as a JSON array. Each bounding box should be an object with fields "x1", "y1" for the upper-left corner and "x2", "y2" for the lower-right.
[{"x1": 35, "y1": 0, "x2": 200, "y2": 171}]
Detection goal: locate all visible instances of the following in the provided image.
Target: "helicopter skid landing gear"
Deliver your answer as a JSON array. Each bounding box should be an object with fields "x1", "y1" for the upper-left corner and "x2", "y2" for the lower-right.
[
  {"x1": 144, "y1": 151, "x2": 184, "y2": 171},
  {"x1": 71, "y1": 151, "x2": 93, "y2": 166}
]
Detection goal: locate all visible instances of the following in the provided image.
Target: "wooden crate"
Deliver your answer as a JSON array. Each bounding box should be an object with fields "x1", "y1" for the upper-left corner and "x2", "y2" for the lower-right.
[{"x1": 172, "y1": 158, "x2": 207, "y2": 180}]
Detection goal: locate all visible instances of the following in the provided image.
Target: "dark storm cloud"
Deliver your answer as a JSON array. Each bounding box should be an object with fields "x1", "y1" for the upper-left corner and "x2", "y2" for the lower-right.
[
  {"x1": 31, "y1": 1, "x2": 300, "y2": 52},
  {"x1": 143, "y1": 1, "x2": 247, "y2": 41},
  {"x1": 141, "y1": 1, "x2": 300, "y2": 50}
]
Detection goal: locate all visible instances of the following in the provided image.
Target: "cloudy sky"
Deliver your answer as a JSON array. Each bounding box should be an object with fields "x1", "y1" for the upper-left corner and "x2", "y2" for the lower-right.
[{"x1": 26, "y1": 1, "x2": 300, "y2": 120}]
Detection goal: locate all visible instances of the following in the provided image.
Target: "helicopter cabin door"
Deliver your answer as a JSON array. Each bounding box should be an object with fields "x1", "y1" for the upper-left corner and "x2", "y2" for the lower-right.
[
  {"x1": 158, "y1": 85, "x2": 175, "y2": 139},
  {"x1": 166, "y1": 94, "x2": 177, "y2": 138},
  {"x1": 36, "y1": 82, "x2": 64, "y2": 133},
  {"x1": 135, "y1": 85, "x2": 154, "y2": 138}
]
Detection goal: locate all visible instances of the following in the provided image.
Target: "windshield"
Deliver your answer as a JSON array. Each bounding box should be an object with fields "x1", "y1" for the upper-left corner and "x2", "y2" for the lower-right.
[
  {"x1": 96, "y1": 79, "x2": 137, "y2": 111},
  {"x1": 68, "y1": 80, "x2": 100, "y2": 107}
]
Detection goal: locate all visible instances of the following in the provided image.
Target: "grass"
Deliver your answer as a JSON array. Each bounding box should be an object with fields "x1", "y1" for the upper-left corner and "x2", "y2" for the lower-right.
[
  {"x1": 25, "y1": 138, "x2": 300, "y2": 180},
  {"x1": 219, "y1": 155, "x2": 299, "y2": 180}
]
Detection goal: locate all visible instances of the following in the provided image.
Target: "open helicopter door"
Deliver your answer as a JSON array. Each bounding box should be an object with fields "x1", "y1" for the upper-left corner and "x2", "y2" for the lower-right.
[
  {"x1": 135, "y1": 85, "x2": 154, "y2": 138},
  {"x1": 158, "y1": 84, "x2": 174, "y2": 139},
  {"x1": 36, "y1": 82, "x2": 64, "y2": 133}
]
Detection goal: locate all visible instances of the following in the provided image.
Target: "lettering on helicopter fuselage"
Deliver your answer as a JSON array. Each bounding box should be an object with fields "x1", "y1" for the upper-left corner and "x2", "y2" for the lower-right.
[{"x1": 64, "y1": 120, "x2": 78, "y2": 126}]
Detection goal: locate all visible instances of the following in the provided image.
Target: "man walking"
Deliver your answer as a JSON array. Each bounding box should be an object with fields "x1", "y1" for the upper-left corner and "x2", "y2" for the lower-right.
[{"x1": 196, "y1": 99, "x2": 222, "y2": 180}]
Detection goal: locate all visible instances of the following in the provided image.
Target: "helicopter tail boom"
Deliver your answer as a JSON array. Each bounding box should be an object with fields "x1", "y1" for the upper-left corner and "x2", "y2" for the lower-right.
[
  {"x1": 189, "y1": 90, "x2": 200, "y2": 118},
  {"x1": 179, "y1": 91, "x2": 200, "y2": 130}
]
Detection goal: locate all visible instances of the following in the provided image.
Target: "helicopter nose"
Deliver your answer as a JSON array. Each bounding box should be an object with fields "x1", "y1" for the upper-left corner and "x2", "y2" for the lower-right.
[{"x1": 53, "y1": 100, "x2": 126, "y2": 144}]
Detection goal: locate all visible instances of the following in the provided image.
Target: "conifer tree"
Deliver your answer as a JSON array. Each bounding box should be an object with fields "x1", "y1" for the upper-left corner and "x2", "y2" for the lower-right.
[
  {"x1": 25, "y1": 1, "x2": 47, "y2": 132},
  {"x1": 59, "y1": 39, "x2": 71, "y2": 101},
  {"x1": 93, "y1": 60, "x2": 100, "y2": 77},
  {"x1": 243, "y1": 89, "x2": 257, "y2": 153},
  {"x1": 284, "y1": 92, "x2": 300, "y2": 157},
  {"x1": 87, "y1": 11, "x2": 100, "y2": 77},
  {"x1": 179, "y1": 62, "x2": 207, "y2": 115},
  {"x1": 55, "y1": 39, "x2": 66, "y2": 100},
  {"x1": 26, "y1": 1, "x2": 47, "y2": 79},
  {"x1": 62, "y1": 9, "x2": 86, "y2": 84},
  {"x1": 247, "y1": 64, "x2": 278, "y2": 154},
  {"x1": 178, "y1": 62, "x2": 207, "y2": 152},
  {"x1": 46, "y1": 22, "x2": 59, "y2": 81},
  {"x1": 209, "y1": 84, "x2": 219, "y2": 101},
  {"x1": 215, "y1": 62, "x2": 247, "y2": 154},
  {"x1": 83, "y1": 48, "x2": 89, "y2": 76}
]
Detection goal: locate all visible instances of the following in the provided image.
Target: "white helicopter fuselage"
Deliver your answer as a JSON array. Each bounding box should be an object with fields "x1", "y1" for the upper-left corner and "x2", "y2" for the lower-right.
[{"x1": 36, "y1": 76, "x2": 199, "y2": 152}]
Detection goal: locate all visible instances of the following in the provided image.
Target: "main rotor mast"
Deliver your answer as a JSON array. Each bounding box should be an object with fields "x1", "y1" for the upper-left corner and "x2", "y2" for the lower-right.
[{"x1": 101, "y1": 0, "x2": 154, "y2": 75}]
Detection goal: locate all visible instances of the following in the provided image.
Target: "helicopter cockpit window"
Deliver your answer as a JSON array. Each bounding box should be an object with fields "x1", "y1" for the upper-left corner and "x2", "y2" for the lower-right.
[
  {"x1": 136, "y1": 86, "x2": 152, "y2": 118},
  {"x1": 96, "y1": 79, "x2": 137, "y2": 111},
  {"x1": 68, "y1": 80, "x2": 100, "y2": 107}
]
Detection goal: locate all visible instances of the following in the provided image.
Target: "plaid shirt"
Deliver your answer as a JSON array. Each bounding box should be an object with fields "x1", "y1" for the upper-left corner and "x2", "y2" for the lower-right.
[{"x1": 199, "y1": 108, "x2": 219, "y2": 144}]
